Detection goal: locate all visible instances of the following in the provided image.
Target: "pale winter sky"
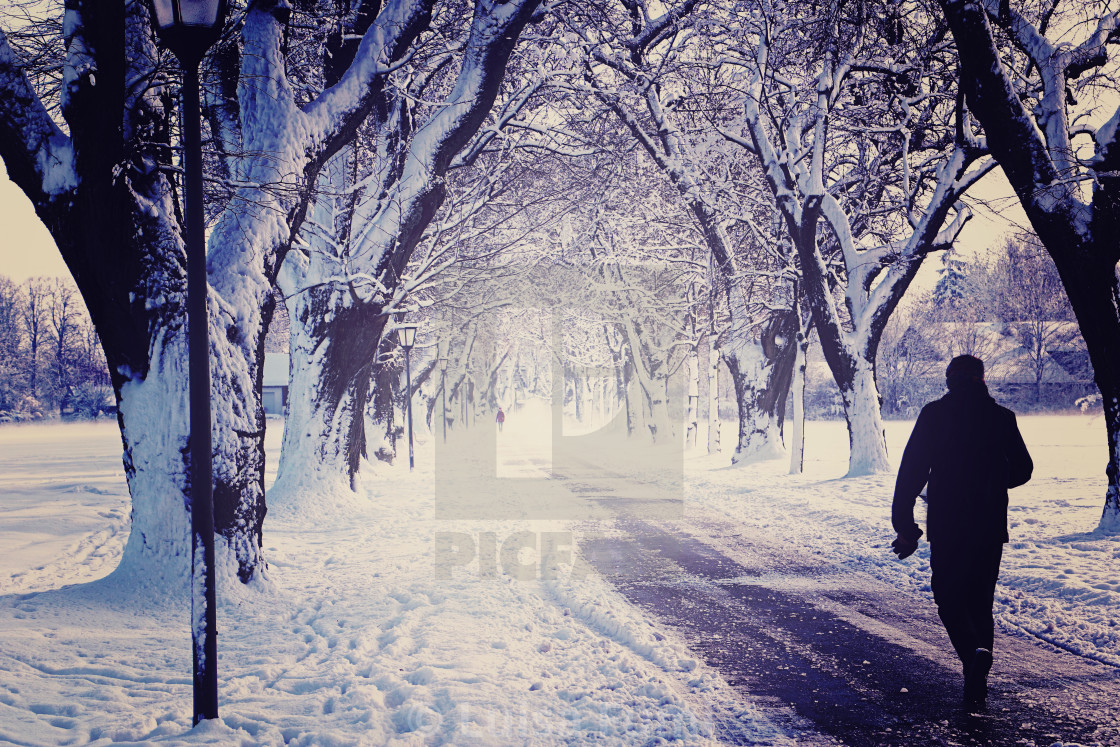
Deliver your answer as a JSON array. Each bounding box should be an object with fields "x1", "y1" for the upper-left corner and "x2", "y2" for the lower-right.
[
  {"x1": 0, "y1": 159, "x2": 1029, "y2": 287},
  {"x1": 1, "y1": 163, "x2": 69, "y2": 283}
]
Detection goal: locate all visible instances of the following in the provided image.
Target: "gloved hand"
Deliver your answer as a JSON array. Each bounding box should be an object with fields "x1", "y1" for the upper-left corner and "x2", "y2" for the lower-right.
[{"x1": 891, "y1": 534, "x2": 918, "y2": 559}]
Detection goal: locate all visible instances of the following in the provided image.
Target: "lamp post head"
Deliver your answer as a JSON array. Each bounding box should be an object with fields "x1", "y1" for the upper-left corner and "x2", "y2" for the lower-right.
[
  {"x1": 438, "y1": 357, "x2": 448, "y2": 374},
  {"x1": 148, "y1": 0, "x2": 228, "y2": 65},
  {"x1": 397, "y1": 323, "x2": 418, "y2": 352}
]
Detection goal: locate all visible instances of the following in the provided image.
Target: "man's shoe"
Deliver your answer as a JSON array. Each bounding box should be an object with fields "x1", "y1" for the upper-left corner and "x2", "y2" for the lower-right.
[{"x1": 963, "y1": 648, "x2": 992, "y2": 708}]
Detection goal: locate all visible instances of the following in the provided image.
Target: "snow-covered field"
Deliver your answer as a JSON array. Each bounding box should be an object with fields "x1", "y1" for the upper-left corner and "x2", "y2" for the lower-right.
[
  {"x1": 0, "y1": 407, "x2": 1116, "y2": 745},
  {"x1": 0, "y1": 412, "x2": 780, "y2": 746}
]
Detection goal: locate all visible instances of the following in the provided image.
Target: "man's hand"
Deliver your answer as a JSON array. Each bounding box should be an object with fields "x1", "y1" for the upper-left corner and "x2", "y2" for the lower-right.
[{"x1": 891, "y1": 533, "x2": 919, "y2": 560}]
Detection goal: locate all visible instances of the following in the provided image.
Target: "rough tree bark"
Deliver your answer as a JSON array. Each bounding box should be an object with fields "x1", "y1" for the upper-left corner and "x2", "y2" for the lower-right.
[
  {"x1": 788, "y1": 304, "x2": 812, "y2": 475},
  {"x1": 707, "y1": 340, "x2": 721, "y2": 454},
  {"x1": 685, "y1": 349, "x2": 699, "y2": 448},
  {"x1": 722, "y1": 309, "x2": 799, "y2": 463},
  {"x1": 620, "y1": 314, "x2": 673, "y2": 442}
]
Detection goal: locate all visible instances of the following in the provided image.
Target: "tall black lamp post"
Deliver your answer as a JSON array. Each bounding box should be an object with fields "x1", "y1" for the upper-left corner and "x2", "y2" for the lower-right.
[
  {"x1": 397, "y1": 323, "x2": 418, "y2": 470},
  {"x1": 438, "y1": 357, "x2": 448, "y2": 443},
  {"x1": 147, "y1": 0, "x2": 227, "y2": 725}
]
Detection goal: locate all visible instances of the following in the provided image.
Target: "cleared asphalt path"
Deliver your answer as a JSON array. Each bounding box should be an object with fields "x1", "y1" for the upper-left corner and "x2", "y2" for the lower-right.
[{"x1": 580, "y1": 512, "x2": 1120, "y2": 746}]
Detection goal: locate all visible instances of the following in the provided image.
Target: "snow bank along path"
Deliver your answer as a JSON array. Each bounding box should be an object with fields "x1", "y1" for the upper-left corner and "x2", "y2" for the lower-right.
[
  {"x1": 0, "y1": 410, "x2": 1116, "y2": 744},
  {"x1": 685, "y1": 415, "x2": 1120, "y2": 673},
  {"x1": 0, "y1": 414, "x2": 788, "y2": 745}
]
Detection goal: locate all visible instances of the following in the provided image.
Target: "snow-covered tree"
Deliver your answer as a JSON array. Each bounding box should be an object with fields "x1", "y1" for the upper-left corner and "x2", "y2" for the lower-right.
[
  {"x1": 990, "y1": 236, "x2": 1079, "y2": 406},
  {"x1": 877, "y1": 299, "x2": 941, "y2": 417},
  {"x1": 0, "y1": 273, "x2": 108, "y2": 418},
  {"x1": 18, "y1": 277, "x2": 49, "y2": 406},
  {"x1": 0, "y1": 275, "x2": 24, "y2": 412},
  {"x1": 44, "y1": 277, "x2": 81, "y2": 413},
  {"x1": 557, "y1": 158, "x2": 704, "y2": 443},
  {"x1": 562, "y1": 0, "x2": 802, "y2": 464},
  {"x1": 0, "y1": 0, "x2": 540, "y2": 586},
  {"x1": 937, "y1": 0, "x2": 1120, "y2": 530},
  {"x1": 271, "y1": 5, "x2": 551, "y2": 499},
  {"x1": 724, "y1": 0, "x2": 992, "y2": 474}
]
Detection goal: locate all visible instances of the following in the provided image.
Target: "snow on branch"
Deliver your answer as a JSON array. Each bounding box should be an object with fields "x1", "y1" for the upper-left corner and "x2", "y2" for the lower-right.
[
  {"x1": 1066, "y1": 11, "x2": 1120, "y2": 79},
  {"x1": 981, "y1": 0, "x2": 1055, "y2": 74},
  {"x1": 0, "y1": 27, "x2": 76, "y2": 202},
  {"x1": 303, "y1": 0, "x2": 433, "y2": 154},
  {"x1": 627, "y1": 0, "x2": 702, "y2": 55},
  {"x1": 452, "y1": 73, "x2": 551, "y2": 168},
  {"x1": 818, "y1": 192, "x2": 863, "y2": 271},
  {"x1": 305, "y1": 0, "x2": 544, "y2": 303}
]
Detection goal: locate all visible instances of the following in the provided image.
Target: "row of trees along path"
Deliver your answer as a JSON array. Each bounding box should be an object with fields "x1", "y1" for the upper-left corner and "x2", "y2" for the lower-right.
[{"x1": 0, "y1": 0, "x2": 1116, "y2": 597}]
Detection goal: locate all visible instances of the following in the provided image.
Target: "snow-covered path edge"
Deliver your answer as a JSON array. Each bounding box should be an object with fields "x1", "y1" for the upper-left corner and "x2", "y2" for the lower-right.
[
  {"x1": 3, "y1": 412, "x2": 1114, "y2": 745},
  {"x1": 682, "y1": 414, "x2": 1120, "y2": 672},
  {"x1": 0, "y1": 419, "x2": 793, "y2": 746}
]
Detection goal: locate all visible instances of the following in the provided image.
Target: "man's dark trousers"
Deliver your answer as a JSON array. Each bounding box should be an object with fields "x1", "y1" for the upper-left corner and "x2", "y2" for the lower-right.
[{"x1": 931, "y1": 540, "x2": 1003, "y2": 670}]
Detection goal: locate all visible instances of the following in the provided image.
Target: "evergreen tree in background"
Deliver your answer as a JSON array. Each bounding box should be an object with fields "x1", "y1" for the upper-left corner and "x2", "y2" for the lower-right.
[{"x1": 932, "y1": 250, "x2": 971, "y2": 308}]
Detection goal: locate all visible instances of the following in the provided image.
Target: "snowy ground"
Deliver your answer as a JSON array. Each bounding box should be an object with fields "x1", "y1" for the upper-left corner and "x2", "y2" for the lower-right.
[
  {"x1": 0, "y1": 406, "x2": 1116, "y2": 745},
  {"x1": 0, "y1": 411, "x2": 779, "y2": 746},
  {"x1": 685, "y1": 414, "x2": 1120, "y2": 672}
]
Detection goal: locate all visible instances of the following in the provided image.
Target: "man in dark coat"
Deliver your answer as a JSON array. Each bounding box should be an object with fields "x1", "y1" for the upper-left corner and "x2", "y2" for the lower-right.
[{"x1": 891, "y1": 354, "x2": 1033, "y2": 708}]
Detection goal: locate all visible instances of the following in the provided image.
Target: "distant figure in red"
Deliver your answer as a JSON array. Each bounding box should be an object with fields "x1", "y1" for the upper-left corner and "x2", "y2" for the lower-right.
[{"x1": 496, "y1": 407, "x2": 505, "y2": 432}]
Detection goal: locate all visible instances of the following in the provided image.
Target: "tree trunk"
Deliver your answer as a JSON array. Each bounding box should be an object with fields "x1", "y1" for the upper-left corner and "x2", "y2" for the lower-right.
[
  {"x1": 80, "y1": 242, "x2": 268, "y2": 585},
  {"x1": 794, "y1": 224, "x2": 892, "y2": 476},
  {"x1": 272, "y1": 288, "x2": 386, "y2": 501},
  {"x1": 836, "y1": 359, "x2": 890, "y2": 476},
  {"x1": 28, "y1": 334, "x2": 38, "y2": 401},
  {"x1": 707, "y1": 343, "x2": 721, "y2": 454},
  {"x1": 685, "y1": 350, "x2": 699, "y2": 449},
  {"x1": 723, "y1": 309, "x2": 799, "y2": 464},
  {"x1": 110, "y1": 336, "x2": 192, "y2": 583},
  {"x1": 789, "y1": 328, "x2": 809, "y2": 475},
  {"x1": 370, "y1": 341, "x2": 401, "y2": 463},
  {"x1": 209, "y1": 337, "x2": 270, "y2": 582},
  {"x1": 1049, "y1": 250, "x2": 1120, "y2": 532},
  {"x1": 622, "y1": 318, "x2": 672, "y2": 442},
  {"x1": 624, "y1": 358, "x2": 642, "y2": 438}
]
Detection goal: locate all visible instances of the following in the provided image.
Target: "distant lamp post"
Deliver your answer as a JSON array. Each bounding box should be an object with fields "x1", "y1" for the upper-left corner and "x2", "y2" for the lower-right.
[
  {"x1": 438, "y1": 357, "x2": 448, "y2": 443},
  {"x1": 397, "y1": 323, "x2": 418, "y2": 470},
  {"x1": 147, "y1": 0, "x2": 228, "y2": 726}
]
